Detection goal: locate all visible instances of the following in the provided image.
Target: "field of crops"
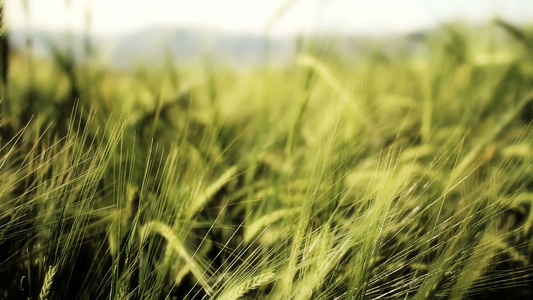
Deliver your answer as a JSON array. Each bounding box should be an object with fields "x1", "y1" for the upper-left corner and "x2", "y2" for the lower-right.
[{"x1": 1, "y1": 17, "x2": 532, "y2": 300}]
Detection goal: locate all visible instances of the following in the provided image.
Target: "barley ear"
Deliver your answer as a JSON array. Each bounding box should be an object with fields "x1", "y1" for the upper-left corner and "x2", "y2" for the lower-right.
[
  {"x1": 190, "y1": 165, "x2": 238, "y2": 215},
  {"x1": 39, "y1": 265, "x2": 58, "y2": 300},
  {"x1": 218, "y1": 271, "x2": 275, "y2": 300}
]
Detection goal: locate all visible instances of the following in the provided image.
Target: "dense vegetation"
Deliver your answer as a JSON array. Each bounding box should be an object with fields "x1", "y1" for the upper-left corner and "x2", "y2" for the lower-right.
[{"x1": 1, "y1": 18, "x2": 532, "y2": 299}]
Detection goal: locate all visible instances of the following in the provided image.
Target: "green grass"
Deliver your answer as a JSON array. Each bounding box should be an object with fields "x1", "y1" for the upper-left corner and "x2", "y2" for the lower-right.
[{"x1": 1, "y1": 21, "x2": 533, "y2": 299}]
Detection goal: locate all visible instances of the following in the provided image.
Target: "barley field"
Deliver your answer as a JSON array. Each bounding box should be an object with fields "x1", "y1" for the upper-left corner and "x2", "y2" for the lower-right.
[{"x1": 0, "y1": 7, "x2": 532, "y2": 300}]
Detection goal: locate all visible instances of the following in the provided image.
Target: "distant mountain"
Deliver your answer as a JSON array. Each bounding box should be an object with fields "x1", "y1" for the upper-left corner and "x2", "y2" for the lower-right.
[
  {"x1": 7, "y1": 26, "x2": 428, "y2": 69},
  {"x1": 8, "y1": 26, "x2": 301, "y2": 68}
]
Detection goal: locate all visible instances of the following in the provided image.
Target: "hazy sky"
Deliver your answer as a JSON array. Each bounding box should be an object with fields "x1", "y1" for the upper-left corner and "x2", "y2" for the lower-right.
[{"x1": 5, "y1": 0, "x2": 533, "y2": 36}]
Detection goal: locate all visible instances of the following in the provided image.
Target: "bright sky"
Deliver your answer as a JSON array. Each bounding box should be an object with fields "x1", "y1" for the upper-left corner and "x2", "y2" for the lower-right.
[{"x1": 5, "y1": 0, "x2": 533, "y2": 36}]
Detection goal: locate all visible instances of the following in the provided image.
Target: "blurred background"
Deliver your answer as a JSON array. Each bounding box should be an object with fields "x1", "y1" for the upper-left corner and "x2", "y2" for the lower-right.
[{"x1": 4, "y1": 0, "x2": 533, "y2": 68}]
